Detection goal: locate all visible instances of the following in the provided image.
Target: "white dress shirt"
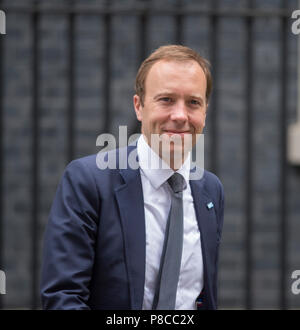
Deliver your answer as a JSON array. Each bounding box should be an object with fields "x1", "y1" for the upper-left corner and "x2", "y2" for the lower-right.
[{"x1": 137, "y1": 135, "x2": 204, "y2": 310}]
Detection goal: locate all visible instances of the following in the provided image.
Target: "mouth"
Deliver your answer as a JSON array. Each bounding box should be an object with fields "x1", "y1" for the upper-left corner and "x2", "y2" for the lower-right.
[{"x1": 162, "y1": 130, "x2": 190, "y2": 136}]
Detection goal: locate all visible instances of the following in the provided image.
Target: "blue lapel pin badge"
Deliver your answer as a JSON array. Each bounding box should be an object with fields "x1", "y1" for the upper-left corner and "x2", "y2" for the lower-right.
[{"x1": 207, "y1": 202, "x2": 214, "y2": 210}]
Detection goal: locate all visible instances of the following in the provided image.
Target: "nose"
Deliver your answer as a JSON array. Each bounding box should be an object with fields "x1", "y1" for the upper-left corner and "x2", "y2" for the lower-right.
[{"x1": 170, "y1": 100, "x2": 188, "y2": 123}]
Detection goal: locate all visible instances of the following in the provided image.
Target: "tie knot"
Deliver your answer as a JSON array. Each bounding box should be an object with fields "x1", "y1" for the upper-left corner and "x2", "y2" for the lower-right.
[{"x1": 167, "y1": 173, "x2": 187, "y2": 193}]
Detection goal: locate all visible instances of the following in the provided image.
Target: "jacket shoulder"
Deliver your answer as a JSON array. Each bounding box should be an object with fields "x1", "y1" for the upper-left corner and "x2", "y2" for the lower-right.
[
  {"x1": 67, "y1": 154, "x2": 98, "y2": 171},
  {"x1": 203, "y1": 170, "x2": 223, "y2": 187},
  {"x1": 202, "y1": 169, "x2": 224, "y2": 199}
]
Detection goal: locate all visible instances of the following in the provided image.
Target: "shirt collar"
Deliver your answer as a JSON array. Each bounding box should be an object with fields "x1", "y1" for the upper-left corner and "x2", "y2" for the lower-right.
[{"x1": 137, "y1": 134, "x2": 190, "y2": 190}]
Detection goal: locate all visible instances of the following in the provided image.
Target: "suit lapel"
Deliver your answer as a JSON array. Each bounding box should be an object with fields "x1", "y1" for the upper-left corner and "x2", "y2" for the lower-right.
[
  {"x1": 190, "y1": 176, "x2": 218, "y2": 298},
  {"x1": 115, "y1": 163, "x2": 146, "y2": 310}
]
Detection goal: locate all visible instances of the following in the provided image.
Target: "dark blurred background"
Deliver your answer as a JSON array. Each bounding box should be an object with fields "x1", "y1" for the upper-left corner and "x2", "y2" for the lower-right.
[{"x1": 0, "y1": 0, "x2": 299, "y2": 309}]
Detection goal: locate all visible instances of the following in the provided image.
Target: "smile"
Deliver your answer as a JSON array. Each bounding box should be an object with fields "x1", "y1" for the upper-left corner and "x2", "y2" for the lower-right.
[{"x1": 162, "y1": 130, "x2": 190, "y2": 137}]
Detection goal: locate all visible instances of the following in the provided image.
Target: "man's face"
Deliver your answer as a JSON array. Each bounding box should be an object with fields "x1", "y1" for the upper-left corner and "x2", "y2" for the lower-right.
[{"x1": 133, "y1": 59, "x2": 207, "y2": 167}]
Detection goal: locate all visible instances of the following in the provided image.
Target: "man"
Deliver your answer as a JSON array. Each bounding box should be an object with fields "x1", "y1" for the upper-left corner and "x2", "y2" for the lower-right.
[{"x1": 40, "y1": 45, "x2": 224, "y2": 310}]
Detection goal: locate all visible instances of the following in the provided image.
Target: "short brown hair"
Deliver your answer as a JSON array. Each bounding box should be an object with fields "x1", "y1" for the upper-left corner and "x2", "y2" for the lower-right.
[{"x1": 135, "y1": 44, "x2": 212, "y2": 106}]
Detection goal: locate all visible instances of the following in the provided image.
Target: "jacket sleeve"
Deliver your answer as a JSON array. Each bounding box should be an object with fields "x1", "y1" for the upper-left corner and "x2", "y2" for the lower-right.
[{"x1": 40, "y1": 159, "x2": 100, "y2": 310}]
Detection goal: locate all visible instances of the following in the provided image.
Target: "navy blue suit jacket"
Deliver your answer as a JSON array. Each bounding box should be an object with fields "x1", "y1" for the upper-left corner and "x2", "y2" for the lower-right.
[{"x1": 40, "y1": 146, "x2": 224, "y2": 310}]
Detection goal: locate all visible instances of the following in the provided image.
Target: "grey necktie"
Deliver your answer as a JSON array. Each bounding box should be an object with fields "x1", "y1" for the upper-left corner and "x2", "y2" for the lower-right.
[{"x1": 152, "y1": 172, "x2": 187, "y2": 310}]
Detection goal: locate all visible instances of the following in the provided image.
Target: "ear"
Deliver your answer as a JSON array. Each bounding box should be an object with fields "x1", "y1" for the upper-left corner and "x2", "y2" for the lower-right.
[{"x1": 133, "y1": 94, "x2": 143, "y2": 121}]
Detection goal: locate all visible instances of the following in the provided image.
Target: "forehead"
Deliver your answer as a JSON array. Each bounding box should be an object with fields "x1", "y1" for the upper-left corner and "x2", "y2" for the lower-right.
[{"x1": 145, "y1": 59, "x2": 207, "y2": 95}]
